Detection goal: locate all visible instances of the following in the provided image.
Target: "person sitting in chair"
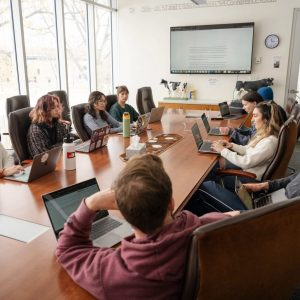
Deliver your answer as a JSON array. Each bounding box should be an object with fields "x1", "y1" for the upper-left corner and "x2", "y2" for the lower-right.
[{"x1": 56, "y1": 154, "x2": 236, "y2": 299}]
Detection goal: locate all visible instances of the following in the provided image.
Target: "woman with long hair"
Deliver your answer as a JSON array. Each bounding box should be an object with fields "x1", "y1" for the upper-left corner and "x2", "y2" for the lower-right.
[
  {"x1": 27, "y1": 94, "x2": 68, "y2": 158},
  {"x1": 83, "y1": 91, "x2": 122, "y2": 135}
]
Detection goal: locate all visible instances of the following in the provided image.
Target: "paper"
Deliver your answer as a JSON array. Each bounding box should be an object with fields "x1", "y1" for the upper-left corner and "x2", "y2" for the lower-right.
[{"x1": 0, "y1": 214, "x2": 49, "y2": 243}]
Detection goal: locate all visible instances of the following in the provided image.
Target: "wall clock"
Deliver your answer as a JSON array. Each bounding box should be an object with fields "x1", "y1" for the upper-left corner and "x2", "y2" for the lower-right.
[{"x1": 265, "y1": 34, "x2": 279, "y2": 49}]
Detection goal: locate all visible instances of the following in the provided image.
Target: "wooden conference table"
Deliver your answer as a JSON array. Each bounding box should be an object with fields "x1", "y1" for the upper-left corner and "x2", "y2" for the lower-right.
[{"x1": 0, "y1": 109, "x2": 245, "y2": 300}]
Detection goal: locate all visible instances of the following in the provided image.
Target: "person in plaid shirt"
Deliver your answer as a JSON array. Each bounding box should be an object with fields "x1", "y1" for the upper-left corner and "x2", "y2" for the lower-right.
[{"x1": 27, "y1": 94, "x2": 69, "y2": 158}]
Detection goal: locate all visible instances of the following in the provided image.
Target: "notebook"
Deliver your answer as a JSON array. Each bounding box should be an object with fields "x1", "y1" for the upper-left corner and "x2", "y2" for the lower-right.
[
  {"x1": 149, "y1": 107, "x2": 165, "y2": 123},
  {"x1": 4, "y1": 147, "x2": 62, "y2": 183},
  {"x1": 218, "y1": 102, "x2": 243, "y2": 120},
  {"x1": 75, "y1": 126, "x2": 109, "y2": 153},
  {"x1": 201, "y1": 113, "x2": 229, "y2": 136},
  {"x1": 235, "y1": 180, "x2": 287, "y2": 209},
  {"x1": 42, "y1": 178, "x2": 133, "y2": 248},
  {"x1": 191, "y1": 123, "x2": 218, "y2": 154}
]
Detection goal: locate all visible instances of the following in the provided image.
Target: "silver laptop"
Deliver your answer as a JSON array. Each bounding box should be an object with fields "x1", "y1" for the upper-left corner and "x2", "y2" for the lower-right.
[
  {"x1": 76, "y1": 126, "x2": 109, "y2": 153},
  {"x1": 42, "y1": 178, "x2": 132, "y2": 248},
  {"x1": 218, "y1": 102, "x2": 243, "y2": 120},
  {"x1": 149, "y1": 107, "x2": 165, "y2": 123},
  {"x1": 131, "y1": 113, "x2": 151, "y2": 135},
  {"x1": 4, "y1": 147, "x2": 62, "y2": 183},
  {"x1": 201, "y1": 113, "x2": 229, "y2": 136},
  {"x1": 191, "y1": 123, "x2": 218, "y2": 154},
  {"x1": 235, "y1": 180, "x2": 287, "y2": 209}
]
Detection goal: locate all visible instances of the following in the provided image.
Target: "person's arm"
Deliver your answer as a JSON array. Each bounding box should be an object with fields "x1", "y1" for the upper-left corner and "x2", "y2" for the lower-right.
[
  {"x1": 56, "y1": 189, "x2": 117, "y2": 298},
  {"x1": 268, "y1": 172, "x2": 300, "y2": 195},
  {"x1": 130, "y1": 106, "x2": 139, "y2": 122},
  {"x1": 27, "y1": 125, "x2": 51, "y2": 158},
  {"x1": 197, "y1": 212, "x2": 232, "y2": 224},
  {"x1": 220, "y1": 136, "x2": 277, "y2": 170},
  {"x1": 106, "y1": 112, "x2": 123, "y2": 133},
  {"x1": 109, "y1": 105, "x2": 122, "y2": 122}
]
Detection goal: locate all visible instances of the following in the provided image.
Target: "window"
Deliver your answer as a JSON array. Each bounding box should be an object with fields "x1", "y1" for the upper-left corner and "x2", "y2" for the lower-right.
[
  {"x1": 64, "y1": 0, "x2": 90, "y2": 105},
  {"x1": 0, "y1": 1, "x2": 18, "y2": 136},
  {"x1": 22, "y1": 0, "x2": 59, "y2": 105},
  {"x1": 95, "y1": 6, "x2": 113, "y2": 94}
]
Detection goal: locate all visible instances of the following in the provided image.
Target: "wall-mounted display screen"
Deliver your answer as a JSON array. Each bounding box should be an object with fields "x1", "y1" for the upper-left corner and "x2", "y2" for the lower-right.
[{"x1": 170, "y1": 22, "x2": 254, "y2": 74}]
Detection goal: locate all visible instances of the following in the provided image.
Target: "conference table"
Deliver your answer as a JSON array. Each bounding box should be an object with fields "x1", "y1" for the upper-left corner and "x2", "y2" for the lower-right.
[{"x1": 0, "y1": 109, "x2": 246, "y2": 300}]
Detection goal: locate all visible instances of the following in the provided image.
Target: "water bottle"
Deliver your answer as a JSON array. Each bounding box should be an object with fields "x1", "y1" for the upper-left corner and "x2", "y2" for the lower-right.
[
  {"x1": 123, "y1": 112, "x2": 130, "y2": 138},
  {"x1": 63, "y1": 133, "x2": 76, "y2": 170}
]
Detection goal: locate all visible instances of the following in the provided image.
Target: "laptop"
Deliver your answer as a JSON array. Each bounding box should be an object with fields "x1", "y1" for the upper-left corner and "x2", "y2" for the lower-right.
[
  {"x1": 191, "y1": 123, "x2": 218, "y2": 154},
  {"x1": 235, "y1": 180, "x2": 287, "y2": 209},
  {"x1": 4, "y1": 147, "x2": 62, "y2": 183},
  {"x1": 131, "y1": 113, "x2": 151, "y2": 135},
  {"x1": 218, "y1": 102, "x2": 243, "y2": 120},
  {"x1": 201, "y1": 113, "x2": 229, "y2": 136},
  {"x1": 42, "y1": 178, "x2": 133, "y2": 248},
  {"x1": 75, "y1": 126, "x2": 110, "y2": 153},
  {"x1": 149, "y1": 107, "x2": 165, "y2": 123}
]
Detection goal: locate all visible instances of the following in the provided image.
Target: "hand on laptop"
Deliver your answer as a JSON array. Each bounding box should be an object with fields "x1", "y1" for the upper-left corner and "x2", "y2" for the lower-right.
[
  {"x1": 85, "y1": 188, "x2": 118, "y2": 212},
  {"x1": 243, "y1": 182, "x2": 269, "y2": 193},
  {"x1": 2, "y1": 165, "x2": 25, "y2": 177}
]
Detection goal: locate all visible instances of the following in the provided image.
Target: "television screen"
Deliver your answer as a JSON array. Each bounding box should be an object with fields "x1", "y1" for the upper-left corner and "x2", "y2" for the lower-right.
[{"x1": 170, "y1": 23, "x2": 254, "y2": 74}]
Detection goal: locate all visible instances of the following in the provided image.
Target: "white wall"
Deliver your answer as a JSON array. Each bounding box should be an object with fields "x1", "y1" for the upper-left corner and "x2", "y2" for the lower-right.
[{"x1": 116, "y1": 0, "x2": 300, "y2": 107}]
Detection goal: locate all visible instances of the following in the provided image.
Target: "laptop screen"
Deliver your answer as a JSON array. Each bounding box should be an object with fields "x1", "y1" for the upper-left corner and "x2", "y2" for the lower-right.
[
  {"x1": 201, "y1": 113, "x2": 210, "y2": 132},
  {"x1": 219, "y1": 102, "x2": 230, "y2": 117},
  {"x1": 42, "y1": 178, "x2": 100, "y2": 237},
  {"x1": 191, "y1": 123, "x2": 203, "y2": 149}
]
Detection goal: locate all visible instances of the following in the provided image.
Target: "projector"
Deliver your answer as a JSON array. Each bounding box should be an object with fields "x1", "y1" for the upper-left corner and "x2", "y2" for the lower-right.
[{"x1": 191, "y1": 0, "x2": 207, "y2": 4}]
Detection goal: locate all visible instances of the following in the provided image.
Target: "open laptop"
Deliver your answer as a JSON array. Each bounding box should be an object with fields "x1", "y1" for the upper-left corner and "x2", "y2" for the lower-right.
[
  {"x1": 191, "y1": 123, "x2": 218, "y2": 154},
  {"x1": 131, "y1": 112, "x2": 151, "y2": 135},
  {"x1": 4, "y1": 147, "x2": 62, "y2": 183},
  {"x1": 42, "y1": 178, "x2": 133, "y2": 248},
  {"x1": 201, "y1": 113, "x2": 229, "y2": 136},
  {"x1": 149, "y1": 107, "x2": 165, "y2": 123},
  {"x1": 75, "y1": 126, "x2": 109, "y2": 153},
  {"x1": 235, "y1": 180, "x2": 287, "y2": 209},
  {"x1": 218, "y1": 102, "x2": 243, "y2": 120}
]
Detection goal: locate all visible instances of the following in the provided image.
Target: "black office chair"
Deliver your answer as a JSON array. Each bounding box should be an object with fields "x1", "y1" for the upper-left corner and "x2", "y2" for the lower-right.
[
  {"x1": 48, "y1": 90, "x2": 71, "y2": 123},
  {"x1": 6, "y1": 95, "x2": 30, "y2": 119},
  {"x1": 8, "y1": 107, "x2": 33, "y2": 163},
  {"x1": 136, "y1": 87, "x2": 156, "y2": 114},
  {"x1": 106, "y1": 94, "x2": 118, "y2": 112},
  {"x1": 71, "y1": 103, "x2": 90, "y2": 141}
]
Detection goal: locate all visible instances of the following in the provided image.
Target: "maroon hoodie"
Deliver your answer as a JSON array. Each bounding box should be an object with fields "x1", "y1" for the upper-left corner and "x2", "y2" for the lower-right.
[{"x1": 56, "y1": 200, "x2": 229, "y2": 300}]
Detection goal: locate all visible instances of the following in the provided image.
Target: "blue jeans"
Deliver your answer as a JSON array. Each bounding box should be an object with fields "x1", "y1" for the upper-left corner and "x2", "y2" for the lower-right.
[{"x1": 184, "y1": 181, "x2": 248, "y2": 216}]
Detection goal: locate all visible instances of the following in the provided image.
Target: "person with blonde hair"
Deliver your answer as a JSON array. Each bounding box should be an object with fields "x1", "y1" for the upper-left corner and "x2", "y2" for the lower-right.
[
  {"x1": 109, "y1": 85, "x2": 139, "y2": 123},
  {"x1": 27, "y1": 94, "x2": 68, "y2": 158}
]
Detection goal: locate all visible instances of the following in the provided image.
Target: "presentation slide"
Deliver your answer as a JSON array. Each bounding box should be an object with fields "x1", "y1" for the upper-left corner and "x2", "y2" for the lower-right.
[{"x1": 170, "y1": 25, "x2": 253, "y2": 74}]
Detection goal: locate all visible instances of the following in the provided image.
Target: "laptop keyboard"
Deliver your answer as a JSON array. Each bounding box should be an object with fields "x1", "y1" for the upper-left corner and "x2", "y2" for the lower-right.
[
  {"x1": 201, "y1": 141, "x2": 213, "y2": 152},
  {"x1": 254, "y1": 194, "x2": 272, "y2": 208},
  {"x1": 210, "y1": 128, "x2": 220, "y2": 135},
  {"x1": 90, "y1": 217, "x2": 122, "y2": 240}
]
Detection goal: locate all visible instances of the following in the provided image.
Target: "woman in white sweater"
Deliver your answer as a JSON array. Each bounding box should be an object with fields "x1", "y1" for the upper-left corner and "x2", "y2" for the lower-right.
[
  {"x1": 209, "y1": 102, "x2": 280, "y2": 191},
  {"x1": 0, "y1": 142, "x2": 24, "y2": 178}
]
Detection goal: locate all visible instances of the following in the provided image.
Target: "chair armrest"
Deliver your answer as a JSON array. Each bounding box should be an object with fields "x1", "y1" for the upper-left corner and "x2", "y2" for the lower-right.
[{"x1": 216, "y1": 169, "x2": 257, "y2": 179}]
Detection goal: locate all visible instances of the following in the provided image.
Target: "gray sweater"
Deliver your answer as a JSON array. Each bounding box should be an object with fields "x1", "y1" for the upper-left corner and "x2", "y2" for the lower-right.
[
  {"x1": 83, "y1": 111, "x2": 122, "y2": 135},
  {"x1": 268, "y1": 172, "x2": 300, "y2": 199}
]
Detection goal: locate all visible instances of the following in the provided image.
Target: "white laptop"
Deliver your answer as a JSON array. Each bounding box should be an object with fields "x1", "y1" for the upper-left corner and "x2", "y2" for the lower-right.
[
  {"x1": 4, "y1": 147, "x2": 62, "y2": 183},
  {"x1": 149, "y1": 107, "x2": 165, "y2": 123},
  {"x1": 42, "y1": 178, "x2": 133, "y2": 248}
]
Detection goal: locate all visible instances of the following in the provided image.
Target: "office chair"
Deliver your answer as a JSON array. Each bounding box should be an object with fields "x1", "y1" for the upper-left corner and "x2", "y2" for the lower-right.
[
  {"x1": 48, "y1": 90, "x2": 71, "y2": 123},
  {"x1": 106, "y1": 94, "x2": 118, "y2": 112},
  {"x1": 8, "y1": 107, "x2": 33, "y2": 163},
  {"x1": 71, "y1": 103, "x2": 90, "y2": 141},
  {"x1": 217, "y1": 117, "x2": 298, "y2": 181},
  {"x1": 136, "y1": 87, "x2": 156, "y2": 114},
  {"x1": 181, "y1": 197, "x2": 300, "y2": 300}
]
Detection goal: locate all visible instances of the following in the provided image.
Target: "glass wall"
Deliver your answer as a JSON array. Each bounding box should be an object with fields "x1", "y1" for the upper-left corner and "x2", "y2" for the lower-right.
[
  {"x1": 95, "y1": 6, "x2": 113, "y2": 94},
  {"x1": 22, "y1": 0, "x2": 59, "y2": 105}
]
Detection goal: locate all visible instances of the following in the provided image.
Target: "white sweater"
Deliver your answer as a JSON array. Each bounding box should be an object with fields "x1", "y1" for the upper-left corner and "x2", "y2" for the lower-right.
[
  {"x1": 220, "y1": 135, "x2": 278, "y2": 180},
  {"x1": 0, "y1": 142, "x2": 14, "y2": 169}
]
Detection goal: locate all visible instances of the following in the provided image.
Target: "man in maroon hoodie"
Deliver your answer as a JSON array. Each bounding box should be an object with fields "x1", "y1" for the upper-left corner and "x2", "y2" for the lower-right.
[{"x1": 56, "y1": 154, "x2": 236, "y2": 300}]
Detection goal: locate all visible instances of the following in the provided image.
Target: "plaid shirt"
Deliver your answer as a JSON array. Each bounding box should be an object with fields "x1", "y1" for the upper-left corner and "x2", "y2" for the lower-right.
[{"x1": 27, "y1": 121, "x2": 68, "y2": 158}]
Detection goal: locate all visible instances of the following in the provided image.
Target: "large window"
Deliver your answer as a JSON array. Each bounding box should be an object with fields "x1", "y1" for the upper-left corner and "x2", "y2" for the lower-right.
[
  {"x1": 95, "y1": 6, "x2": 113, "y2": 94},
  {"x1": 64, "y1": 0, "x2": 90, "y2": 105},
  {"x1": 0, "y1": 1, "x2": 19, "y2": 135},
  {"x1": 22, "y1": 0, "x2": 59, "y2": 105}
]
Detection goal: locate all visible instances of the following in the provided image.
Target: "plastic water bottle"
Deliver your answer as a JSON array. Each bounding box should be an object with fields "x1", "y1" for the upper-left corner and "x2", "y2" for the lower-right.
[
  {"x1": 123, "y1": 112, "x2": 130, "y2": 138},
  {"x1": 63, "y1": 134, "x2": 76, "y2": 170}
]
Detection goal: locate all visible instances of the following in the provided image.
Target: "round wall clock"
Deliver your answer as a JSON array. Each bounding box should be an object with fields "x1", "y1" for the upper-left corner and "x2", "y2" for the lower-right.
[{"x1": 265, "y1": 34, "x2": 279, "y2": 49}]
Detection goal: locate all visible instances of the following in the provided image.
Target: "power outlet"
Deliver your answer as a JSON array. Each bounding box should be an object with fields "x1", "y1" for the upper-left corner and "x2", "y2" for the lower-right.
[{"x1": 255, "y1": 57, "x2": 262, "y2": 64}]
